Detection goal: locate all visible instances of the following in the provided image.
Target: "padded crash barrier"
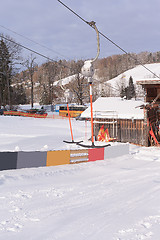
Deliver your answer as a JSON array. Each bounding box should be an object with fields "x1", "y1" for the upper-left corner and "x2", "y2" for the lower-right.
[
  {"x1": 47, "y1": 150, "x2": 70, "y2": 166},
  {"x1": 4, "y1": 111, "x2": 47, "y2": 118},
  {"x1": 0, "y1": 143, "x2": 129, "y2": 171},
  {"x1": 17, "y1": 151, "x2": 47, "y2": 169}
]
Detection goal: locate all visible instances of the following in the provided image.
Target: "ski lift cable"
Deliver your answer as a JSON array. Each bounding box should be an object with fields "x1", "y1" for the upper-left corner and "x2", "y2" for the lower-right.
[
  {"x1": 92, "y1": 77, "x2": 120, "y2": 93},
  {"x1": 1, "y1": 35, "x2": 60, "y2": 63},
  {"x1": 0, "y1": 34, "x2": 95, "y2": 93},
  {"x1": 0, "y1": 35, "x2": 86, "y2": 86},
  {"x1": 57, "y1": 0, "x2": 160, "y2": 80},
  {"x1": 0, "y1": 34, "x2": 122, "y2": 94},
  {"x1": 0, "y1": 34, "x2": 90, "y2": 92},
  {"x1": 1, "y1": 34, "x2": 74, "y2": 78},
  {"x1": 0, "y1": 24, "x2": 68, "y2": 60}
]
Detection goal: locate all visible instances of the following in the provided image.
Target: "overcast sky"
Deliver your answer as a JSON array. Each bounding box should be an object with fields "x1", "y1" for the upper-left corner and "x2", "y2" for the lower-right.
[{"x1": 0, "y1": 0, "x2": 160, "y2": 65}]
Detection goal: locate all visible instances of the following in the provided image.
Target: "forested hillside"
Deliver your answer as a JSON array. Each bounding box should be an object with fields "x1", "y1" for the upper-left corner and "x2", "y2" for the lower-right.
[
  {"x1": 15, "y1": 51, "x2": 160, "y2": 105},
  {"x1": 95, "y1": 51, "x2": 160, "y2": 81},
  {"x1": 1, "y1": 33, "x2": 160, "y2": 107}
]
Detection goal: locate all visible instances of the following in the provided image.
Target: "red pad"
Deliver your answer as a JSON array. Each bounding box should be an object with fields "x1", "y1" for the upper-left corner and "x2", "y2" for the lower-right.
[{"x1": 88, "y1": 148, "x2": 104, "y2": 162}]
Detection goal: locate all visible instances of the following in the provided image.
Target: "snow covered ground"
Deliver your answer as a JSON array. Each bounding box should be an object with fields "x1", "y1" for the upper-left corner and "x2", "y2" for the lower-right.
[
  {"x1": 53, "y1": 63, "x2": 160, "y2": 90},
  {"x1": 0, "y1": 116, "x2": 160, "y2": 239},
  {"x1": 107, "y1": 63, "x2": 160, "y2": 87},
  {"x1": 0, "y1": 116, "x2": 88, "y2": 151}
]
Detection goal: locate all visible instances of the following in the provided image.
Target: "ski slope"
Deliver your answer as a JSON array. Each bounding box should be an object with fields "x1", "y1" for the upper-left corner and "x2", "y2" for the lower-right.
[
  {"x1": 0, "y1": 116, "x2": 160, "y2": 239},
  {"x1": 107, "y1": 63, "x2": 160, "y2": 86}
]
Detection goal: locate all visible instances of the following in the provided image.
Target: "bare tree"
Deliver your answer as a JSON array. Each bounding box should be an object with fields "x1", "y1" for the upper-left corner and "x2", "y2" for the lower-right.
[
  {"x1": 24, "y1": 54, "x2": 37, "y2": 108},
  {"x1": 63, "y1": 60, "x2": 90, "y2": 105},
  {"x1": 43, "y1": 61, "x2": 58, "y2": 104},
  {"x1": 66, "y1": 73, "x2": 89, "y2": 105}
]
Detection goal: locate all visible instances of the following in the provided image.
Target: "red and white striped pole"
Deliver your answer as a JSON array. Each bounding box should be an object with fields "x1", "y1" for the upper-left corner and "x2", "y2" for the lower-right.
[{"x1": 88, "y1": 78, "x2": 94, "y2": 146}]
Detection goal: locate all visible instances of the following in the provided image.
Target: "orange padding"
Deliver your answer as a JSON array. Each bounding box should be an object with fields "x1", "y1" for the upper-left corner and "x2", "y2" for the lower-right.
[
  {"x1": 4, "y1": 111, "x2": 47, "y2": 118},
  {"x1": 47, "y1": 150, "x2": 70, "y2": 166}
]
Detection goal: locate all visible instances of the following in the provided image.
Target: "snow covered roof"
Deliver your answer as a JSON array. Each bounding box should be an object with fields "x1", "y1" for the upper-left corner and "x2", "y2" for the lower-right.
[
  {"x1": 136, "y1": 79, "x2": 160, "y2": 85},
  {"x1": 81, "y1": 97, "x2": 144, "y2": 119}
]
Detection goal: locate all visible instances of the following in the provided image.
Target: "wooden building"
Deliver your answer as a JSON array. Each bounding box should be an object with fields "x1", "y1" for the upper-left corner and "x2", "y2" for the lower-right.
[
  {"x1": 81, "y1": 97, "x2": 148, "y2": 146},
  {"x1": 81, "y1": 94, "x2": 160, "y2": 147},
  {"x1": 137, "y1": 79, "x2": 160, "y2": 146}
]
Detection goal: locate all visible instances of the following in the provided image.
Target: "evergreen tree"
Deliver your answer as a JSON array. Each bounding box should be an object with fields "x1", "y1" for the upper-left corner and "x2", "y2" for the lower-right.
[
  {"x1": 0, "y1": 35, "x2": 22, "y2": 108},
  {"x1": 127, "y1": 76, "x2": 135, "y2": 99},
  {"x1": 39, "y1": 84, "x2": 49, "y2": 105},
  {"x1": 0, "y1": 39, "x2": 12, "y2": 107},
  {"x1": 12, "y1": 85, "x2": 27, "y2": 105}
]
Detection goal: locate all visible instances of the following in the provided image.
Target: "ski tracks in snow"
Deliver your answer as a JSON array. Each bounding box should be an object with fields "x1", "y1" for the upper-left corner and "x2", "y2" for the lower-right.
[
  {"x1": 115, "y1": 215, "x2": 160, "y2": 240},
  {"x1": 1, "y1": 145, "x2": 160, "y2": 239},
  {"x1": 0, "y1": 189, "x2": 40, "y2": 234}
]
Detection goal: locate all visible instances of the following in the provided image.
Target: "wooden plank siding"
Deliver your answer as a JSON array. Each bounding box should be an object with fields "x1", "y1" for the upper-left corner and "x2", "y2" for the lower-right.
[{"x1": 94, "y1": 118, "x2": 147, "y2": 146}]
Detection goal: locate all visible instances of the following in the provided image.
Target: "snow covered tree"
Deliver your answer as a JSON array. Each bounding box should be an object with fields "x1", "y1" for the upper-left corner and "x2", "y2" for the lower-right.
[{"x1": 118, "y1": 74, "x2": 127, "y2": 98}]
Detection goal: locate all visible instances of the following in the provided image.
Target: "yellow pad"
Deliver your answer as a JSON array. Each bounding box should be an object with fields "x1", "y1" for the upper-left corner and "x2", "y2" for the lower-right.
[{"x1": 47, "y1": 150, "x2": 70, "y2": 166}]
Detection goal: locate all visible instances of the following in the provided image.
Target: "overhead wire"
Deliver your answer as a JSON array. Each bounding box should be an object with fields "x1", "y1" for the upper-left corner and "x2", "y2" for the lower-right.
[
  {"x1": 0, "y1": 35, "x2": 85, "y2": 90},
  {"x1": 1, "y1": 1, "x2": 158, "y2": 95},
  {"x1": 0, "y1": 24, "x2": 68, "y2": 60},
  {"x1": 1, "y1": 35, "x2": 56, "y2": 62},
  {"x1": 0, "y1": 29, "x2": 136, "y2": 95},
  {"x1": 0, "y1": 35, "x2": 71, "y2": 71},
  {"x1": 93, "y1": 77, "x2": 120, "y2": 93},
  {"x1": 57, "y1": 0, "x2": 160, "y2": 80},
  {"x1": 1, "y1": 1, "x2": 159, "y2": 82}
]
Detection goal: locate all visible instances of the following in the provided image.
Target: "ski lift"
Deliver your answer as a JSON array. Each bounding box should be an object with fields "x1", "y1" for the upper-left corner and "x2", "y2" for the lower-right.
[{"x1": 76, "y1": 22, "x2": 110, "y2": 148}]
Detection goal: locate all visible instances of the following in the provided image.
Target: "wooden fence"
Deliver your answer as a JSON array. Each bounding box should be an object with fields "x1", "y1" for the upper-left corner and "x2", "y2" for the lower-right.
[{"x1": 94, "y1": 118, "x2": 147, "y2": 146}]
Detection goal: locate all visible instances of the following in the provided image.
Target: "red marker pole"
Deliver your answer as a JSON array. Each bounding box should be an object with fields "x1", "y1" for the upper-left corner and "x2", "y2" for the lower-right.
[
  {"x1": 67, "y1": 103, "x2": 74, "y2": 142},
  {"x1": 89, "y1": 82, "x2": 94, "y2": 146}
]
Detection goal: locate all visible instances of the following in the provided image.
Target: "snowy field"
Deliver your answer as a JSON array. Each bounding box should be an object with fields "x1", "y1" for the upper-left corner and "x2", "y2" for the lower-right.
[
  {"x1": 0, "y1": 116, "x2": 87, "y2": 151},
  {"x1": 0, "y1": 116, "x2": 160, "y2": 239}
]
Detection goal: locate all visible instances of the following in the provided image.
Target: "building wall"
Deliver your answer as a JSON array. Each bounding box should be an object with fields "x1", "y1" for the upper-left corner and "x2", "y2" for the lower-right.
[{"x1": 94, "y1": 118, "x2": 147, "y2": 146}]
